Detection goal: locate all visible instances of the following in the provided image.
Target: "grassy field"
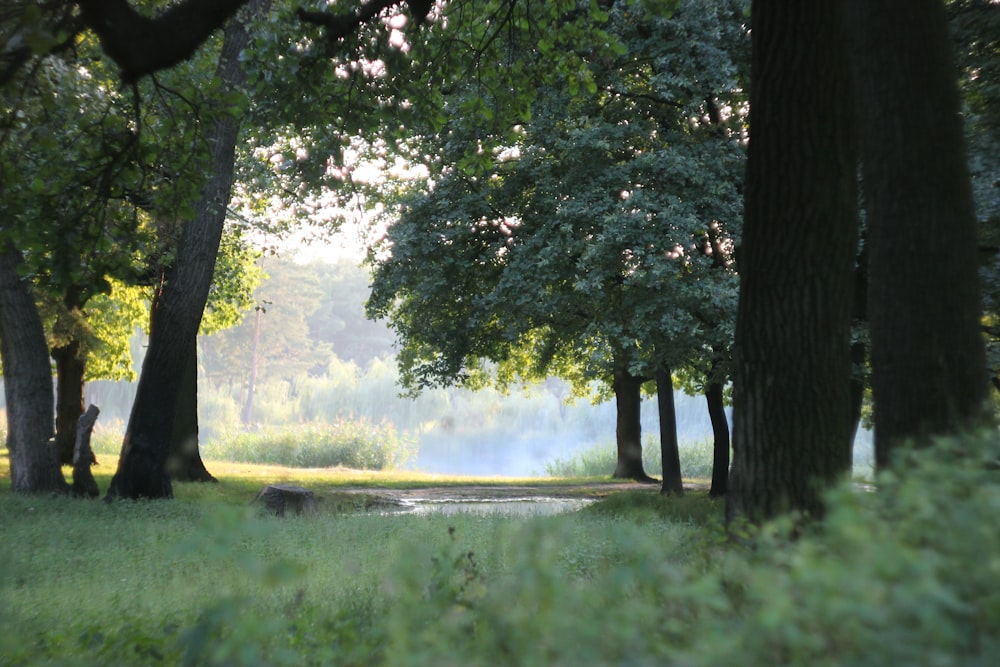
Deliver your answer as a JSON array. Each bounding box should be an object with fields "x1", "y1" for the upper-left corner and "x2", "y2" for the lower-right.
[
  {"x1": 0, "y1": 454, "x2": 721, "y2": 666},
  {"x1": 2, "y1": 431, "x2": 998, "y2": 666}
]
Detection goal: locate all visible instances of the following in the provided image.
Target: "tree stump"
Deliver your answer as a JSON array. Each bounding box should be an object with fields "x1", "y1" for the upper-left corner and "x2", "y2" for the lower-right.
[
  {"x1": 71, "y1": 405, "x2": 100, "y2": 498},
  {"x1": 253, "y1": 484, "x2": 317, "y2": 517}
]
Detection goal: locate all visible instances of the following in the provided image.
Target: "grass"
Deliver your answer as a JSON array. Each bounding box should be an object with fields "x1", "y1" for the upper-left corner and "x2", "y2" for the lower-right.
[
  {"x1": 7, "y1": 432, "x2": 995, "y2": 666},
  {"x1": 0, "y1": 455, "x2": 713, "y2": 665}
]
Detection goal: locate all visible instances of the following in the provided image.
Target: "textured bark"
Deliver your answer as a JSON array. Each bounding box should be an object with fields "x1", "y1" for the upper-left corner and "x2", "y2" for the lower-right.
[
  {"x1": 107, "y1": 0, "x2": 268, "y2": 499},
  {"x1": 845, "y1": 0, "x2": 989, "y2": 468},
  {"x1": 72, "y1": 405, "x2": 101, "y2": 498},
  {"x1": 706, "y1": 381, "x2": 729, "y2": 497},
  {"x1": 167, "y1": 339, "x2": 216, "y2": 483},
  {"x1": 611, "y1": 362, "x2": 655, "y2": 482},
  {"x1": 0, "y1": 247, "x2": 68, "y2": 494},
  {"x1": 728, "y1": 1, "x2": 857, "y2": 524},
  {"x1": 52, "y1": 339, "x2": 87, "y2": 465},
  {"x1": 656, "y1": 368, "x2": 684, "y2": 495}
]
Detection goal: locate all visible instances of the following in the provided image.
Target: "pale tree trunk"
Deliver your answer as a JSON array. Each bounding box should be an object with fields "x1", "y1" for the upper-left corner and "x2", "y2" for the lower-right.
[
  {"x1": 107, "y1": 0, "x2": 269, "y2": 499},
  {"x1": 240, "y1": 303, "x2": 262, "y2": 425},
  {"x1": 845, "y1": 0, "x2": 989, "y2": 468},
  {"x1": 728, "y1": 0, "x2": 858, "y2": 524},
  {"x1": 0, "y1": 246, "x2": 68, "y2": 494}
]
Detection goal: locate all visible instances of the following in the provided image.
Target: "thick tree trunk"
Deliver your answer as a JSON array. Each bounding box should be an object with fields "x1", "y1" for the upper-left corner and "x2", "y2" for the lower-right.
[
  {"x1": 728, "y1": 1, "x2": 858, "y2": 524},
  {"x1": 611, "y1": 362, "x2": 655, "y2": 482},
  {"x1": 107, "y1": 0, "x2": 267, "y2": 499},
  {"x1": 656, "y1": 367, "x2": 683, "y2": 495},
  {"x1": 52, "y1": 339, "x2": 87, "y2": 465},
  {"x1": 706, "y1": 380, "x2": 729, "y2": 497},
  {"x1": 0, "y1": 247, "x2": 68, "y2": 494},
  {"x1": 167, "y1": 338, "x2": 216, "y2": 482},
  {"x1": 845, "y1": 0, "x2": 989, "y2": 469}
]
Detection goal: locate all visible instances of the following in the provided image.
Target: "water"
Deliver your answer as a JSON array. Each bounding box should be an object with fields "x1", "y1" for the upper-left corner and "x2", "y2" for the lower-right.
[{"x1": 399, "y1": 497, "x2": 593, "y2": 516}]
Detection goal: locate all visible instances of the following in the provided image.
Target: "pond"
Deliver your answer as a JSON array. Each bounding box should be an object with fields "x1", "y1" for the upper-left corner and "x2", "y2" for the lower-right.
[{"x1": 399, "y1": 496, "x2": 594, "y2": 517}]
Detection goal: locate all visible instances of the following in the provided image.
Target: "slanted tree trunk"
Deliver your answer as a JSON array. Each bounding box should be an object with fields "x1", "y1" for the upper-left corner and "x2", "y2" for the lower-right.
[
  {"x1": 52, "y1": 339, "x2": 87, "y2": 465},
  {"x1": 611, "y1": 360, "x2": 655, "y2": 482},
  {"x1": 728, "y1": 0, "x2": 858, "y2": 524},
  {"x1": 845, "y1": 0, "x2": 989, "y2": 469},
  {"x1": 0, "y1": 246, "x2": 68, "y2": 494},
  {"x1": 107, "y1": 0, "x2": 268, "y2": 499},
  {"x1": 706, "y1": 380, "x2": 729, "y2": 497},
  {"x1": 72, "y1": 405, "x2": 101, "y2": 498},
  {"x1": 167, "y1": 338, "x2": 215, "y2": 482},
  {"x1": 656, "y1": 367, "x2": 684, "y2": 495}
]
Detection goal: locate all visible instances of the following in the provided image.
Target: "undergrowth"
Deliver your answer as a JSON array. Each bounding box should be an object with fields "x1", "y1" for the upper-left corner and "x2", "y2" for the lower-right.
[
  {"x1": 544, "y1": 437, "x2": 717, "y2": 479},
  {"x1": 2, "y1": 430, "x2": 999, "y2": 665}
]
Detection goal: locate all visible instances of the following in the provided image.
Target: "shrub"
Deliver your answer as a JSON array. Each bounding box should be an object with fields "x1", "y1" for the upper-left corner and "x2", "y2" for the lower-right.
[
  {"x1": 544, "y1": 437, "x2": 716, "y2": 479},
  {"x1": 202, "y1": 419, "x2": 415, "y2": 470},
  {"x1": 376, "y1": 429, "x2": 1000, "y2": 666}
]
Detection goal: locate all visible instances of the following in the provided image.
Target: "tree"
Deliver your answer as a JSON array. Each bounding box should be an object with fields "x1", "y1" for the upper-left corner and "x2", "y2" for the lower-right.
[
  {"x1": 728, "y1": 0, "x2": 990, "y2": 523},
  {"x1": 201, "y1": 257, "x2": 330, "y2": 391},
  {"x1": 952, "y1": 1, "x2": 1000, "y2": 400},
  {"x1": 107, "y1": 0, "x2": 270, "y2": 499},
  {"x1": 727, "y1": 0, "x2": 858, "y2": 524},
  {"x1": 0, "y1": 246, "x2": 68, "y2": 493},
  {"x1": 0, "y1": 0, "x2": 250, "y2": 87},
  {"x1": 368, "y1": 0, "x2": 746, "y2": 484},
  {"x1": 847, "y1": 0, "x2": 989, "y2": 467}
]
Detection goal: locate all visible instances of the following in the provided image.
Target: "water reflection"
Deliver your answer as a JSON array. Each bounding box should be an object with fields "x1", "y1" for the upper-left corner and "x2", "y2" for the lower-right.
[{"x1": 401, "y1": 497, "x2": 593, "y2": 516}]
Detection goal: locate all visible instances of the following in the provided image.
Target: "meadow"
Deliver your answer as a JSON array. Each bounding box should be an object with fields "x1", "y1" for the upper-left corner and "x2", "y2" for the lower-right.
[{"x1": 2, "y1": 428, "x2": 999, "y2": 666}]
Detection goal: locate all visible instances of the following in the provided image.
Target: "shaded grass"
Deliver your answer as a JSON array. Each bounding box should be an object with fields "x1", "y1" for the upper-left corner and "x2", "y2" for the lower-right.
[
  {"x1": 581, "y1": 489, "x2": 725, "y2": 527},
  {"x1": 0, "y1": 452, "x2": 629, "y2": 502},
  {"x1": 0, "y1": 462, "x2": 704, "y2": 665}
]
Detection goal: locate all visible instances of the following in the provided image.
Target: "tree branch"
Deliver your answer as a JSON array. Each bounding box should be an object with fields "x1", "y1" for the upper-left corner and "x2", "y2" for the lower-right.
[
  {"x1": 76, "y1": 0, "x2": 249, "y2": 82},
  {"x1": 297, "y1": 0, "x2": 434, "y2": 42}
]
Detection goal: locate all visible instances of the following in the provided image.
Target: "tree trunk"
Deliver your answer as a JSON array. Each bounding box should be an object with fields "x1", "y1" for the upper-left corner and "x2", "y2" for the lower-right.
[
  {"x1": 656, "y1": 367, "x2": 683, "y2": 494},
  {"x1": 611, "y1": 362, "x2": 655, "y2": 482},
  {"x1": 72, "y1": 404, "x2": 101, "y2": 498},
  {"x1": 0, "y1": 247, "x2": 68, "y2": 494},
  {"x1": 52, "y1": 339, "x2": 87, "y2": 465},
  {"x1": 107, "y1": 0, "x2": 267, "y2": 499},
  {"x1": 706, "y1": 380, "x2": 729, "y2": 497},
  {"x1": 845, "y1": 0, "x2": 989, "y2": 469},
  {"x1": 849, "y1": 235, "x2": 868, "y2": 445},
  {"x1": 167, "y1": 338, "x2": 216, "y2": 482},
  {"x1": 728, "y1": 1, "x2": 858, "y2": 524},
  {"x1": 240, "y1": 303, "x2": 262, "y2": 425}
]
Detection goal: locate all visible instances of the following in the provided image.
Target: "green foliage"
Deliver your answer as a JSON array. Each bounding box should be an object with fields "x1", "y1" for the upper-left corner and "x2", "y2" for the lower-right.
[
  {"x1": 368, "y1": 0, "x2": 747, "y2": 397},
  {"x1": 201, "y1": 419, "x2": 415, "y2": 470},
  {"x1": 4, "y1": 431, "x2": 999, "y2": 665},
  {"x1": 545, "y1": 436, "x2": 718, "y2": 478},
  {"x1": 370, "y1": 430, "x2": 1000, "y2": 666},
  {"x1": 582, "y1": 489, "x2": 724, "y2": 526}
]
